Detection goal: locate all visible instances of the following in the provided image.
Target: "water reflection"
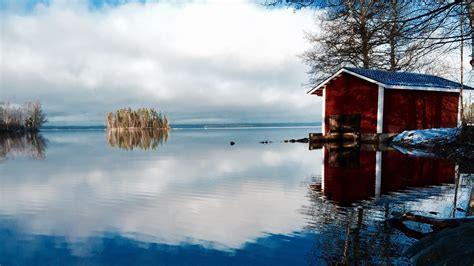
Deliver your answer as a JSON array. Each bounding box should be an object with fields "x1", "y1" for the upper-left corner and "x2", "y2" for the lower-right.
[
  {"x1": 0, "y1": 129, "x2": 471, "y2": 265},
  {"x1": 303, "y1": 145, "x2": 469, "y2": 264},
  {"x1": 0, "y1": 132, "x2": 47, "y2": 161},
  {"x1": 106, "y1": 129, "x2": 168, "y2": 150},
  {"x1": 0, "y1": 129, "x2": 317, "y2": 252},
  {"x1": 313, "y1": 146, "x2": 456, "y2": 206}
]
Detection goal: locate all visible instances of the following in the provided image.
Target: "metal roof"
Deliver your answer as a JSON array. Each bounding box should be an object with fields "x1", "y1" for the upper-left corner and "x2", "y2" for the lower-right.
[
  {"x1": 307, "y1": 67, "x2": 473, "y2": 95},
  {"x1": 344, "y1": 67, "x2": 474, "y2": 90}
]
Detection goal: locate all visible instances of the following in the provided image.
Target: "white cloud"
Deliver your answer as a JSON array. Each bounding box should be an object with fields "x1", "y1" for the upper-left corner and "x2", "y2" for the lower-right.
[{"x1": 0, "y1": 0, "x2": 323, "y2": 124}]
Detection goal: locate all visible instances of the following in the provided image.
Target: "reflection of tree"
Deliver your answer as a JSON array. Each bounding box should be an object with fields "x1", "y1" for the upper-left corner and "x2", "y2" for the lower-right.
[
  {"x1": 106, "y1": 129, "x2": 169, "y2": 151},
  {"x1": 302, "y1": 172, "x2": 474, "y2": 264},
  {"x1": 0, "y1": 132, "x2": 47, "y2": 161},
  {"x1": 299, "y1": 146, "x2": 472, "y2": 263},
  {"x1": 301, "y1": 185, "x2": 411, "y2": 265}
]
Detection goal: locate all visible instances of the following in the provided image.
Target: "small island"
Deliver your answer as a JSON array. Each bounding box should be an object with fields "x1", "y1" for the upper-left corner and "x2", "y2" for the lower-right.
[
  {"x1": 0, "y1": 101, "x2": 47, "y2": 132},
  {"x1": 106, "y1": 108, "x2": 169, "y2": 130}
]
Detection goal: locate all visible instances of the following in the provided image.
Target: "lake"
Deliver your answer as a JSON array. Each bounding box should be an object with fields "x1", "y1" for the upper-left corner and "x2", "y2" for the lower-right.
[{"x1": 0, "y1": 127, "x2": 472, "y2": 265}]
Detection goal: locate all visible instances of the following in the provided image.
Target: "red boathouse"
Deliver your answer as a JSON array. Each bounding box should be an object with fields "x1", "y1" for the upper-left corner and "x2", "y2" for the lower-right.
[{"x1": 307, "y1": 67, "x2": 473, "y2": 138}]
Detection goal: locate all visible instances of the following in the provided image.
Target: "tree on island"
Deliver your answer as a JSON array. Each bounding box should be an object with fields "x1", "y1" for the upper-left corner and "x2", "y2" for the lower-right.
[
  {"x1": 106, "y1": 108, "x2": 169, "y2": 129},
  {"x1": 0, "y1": 101, "x2": 47, "y2": 132}
]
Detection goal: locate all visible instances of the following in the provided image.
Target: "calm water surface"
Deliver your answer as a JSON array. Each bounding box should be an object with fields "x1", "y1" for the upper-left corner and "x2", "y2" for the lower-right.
[{"x1": 0, "y1": 128, "x2": 471, "y2": 265}]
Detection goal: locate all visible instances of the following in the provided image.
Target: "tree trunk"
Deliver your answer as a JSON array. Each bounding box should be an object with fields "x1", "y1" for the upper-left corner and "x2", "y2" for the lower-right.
[
  {"x1": 467, "y1": 0, "x2": 474, "y2": 69},
  {"x1": 389, "y1": 0, "x2": 398, "y2": 71},
  {"x1": 359, "y1": 0, "x2": 370, "y2": 68}
]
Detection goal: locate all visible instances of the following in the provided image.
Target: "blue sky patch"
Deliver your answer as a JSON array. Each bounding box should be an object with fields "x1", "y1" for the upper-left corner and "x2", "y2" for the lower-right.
[{"x1": 0, "y1": 0, "x2": 153, "y2": 14}]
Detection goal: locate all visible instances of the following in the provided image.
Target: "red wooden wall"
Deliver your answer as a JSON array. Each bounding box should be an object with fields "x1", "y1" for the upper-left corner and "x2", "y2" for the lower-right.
[
  {"x1": 324, "y1": 73, "x2": 379, "y2": 135},
  {"x1": 323, "y1": 73, "x2": 459, "y2": 134},
  {"x1": 383, "y1": 90, "x2": 459, "y2": 133}
]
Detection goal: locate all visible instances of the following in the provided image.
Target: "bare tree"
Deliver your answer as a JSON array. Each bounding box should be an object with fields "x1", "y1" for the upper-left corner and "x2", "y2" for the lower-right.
[
  {"x1": 24, "y1": 101, "x2": 47, "y2": 132},
  {"x1": 301, "y1": 0, "x2": 388, "y2": 82},
  {"x1": 381, "y1": 1, "x2": 450, "y2": 72},
  {"x1": 266, "y1": 0, "x2": 471, "y2": 82},
  {"x1": 0, "y1": 102, "x2": 47, "y2": 132},
  {"x1": 466, "y1": 0, "x2": 474, "y2": 69}
]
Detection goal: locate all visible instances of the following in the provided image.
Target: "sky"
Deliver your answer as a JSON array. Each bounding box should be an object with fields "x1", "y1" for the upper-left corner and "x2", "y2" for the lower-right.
[{"x1": 0, "y1": 0, "x2": 321, "y2": 125}]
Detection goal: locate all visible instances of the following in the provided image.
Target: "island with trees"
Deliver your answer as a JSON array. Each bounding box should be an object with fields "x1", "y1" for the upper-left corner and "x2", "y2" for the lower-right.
[
  {"x1": 105, "y1": 108, "x2": 170, "y2": 150},
  {"x1": 0, "y1": 101, "x2": 47, "y2": 132},
  {"x1": 106, "y1": 108, "x2": 169, "y2": 130}
]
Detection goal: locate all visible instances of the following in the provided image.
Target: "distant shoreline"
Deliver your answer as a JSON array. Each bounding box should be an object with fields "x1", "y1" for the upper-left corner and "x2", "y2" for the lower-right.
[
  {"x1": 107, "y1": 127, "x2": 169, "y2": 131},
  {"x1": 41, "y1": 123, "x2": 321, "y2": 132},
  {"x1": 40, "y1": 123, "x2": 322, "y2": 131}
]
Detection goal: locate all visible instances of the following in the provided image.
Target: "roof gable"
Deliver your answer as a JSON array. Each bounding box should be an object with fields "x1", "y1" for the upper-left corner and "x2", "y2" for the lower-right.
[{"x1": 308, "y1": 67, "x2": 473, "y2": 95}]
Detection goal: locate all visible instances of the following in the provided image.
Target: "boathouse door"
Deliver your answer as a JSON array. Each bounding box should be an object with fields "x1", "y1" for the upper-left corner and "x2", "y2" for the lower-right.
[{"x1": 327, "y1": 114, "x2": 361, "y2": 142}]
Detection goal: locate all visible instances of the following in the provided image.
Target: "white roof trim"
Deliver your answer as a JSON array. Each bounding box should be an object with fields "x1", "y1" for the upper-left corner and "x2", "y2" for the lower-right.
[
  {"x1": 307, "y1": 68, "x2": 384, "y2": 95},
  {"x1": 306, "y1": 68, "x2": 345, "y2": 95},
  {"x1": 307, "y1": 68, "x2": 462, "y2": 95}
]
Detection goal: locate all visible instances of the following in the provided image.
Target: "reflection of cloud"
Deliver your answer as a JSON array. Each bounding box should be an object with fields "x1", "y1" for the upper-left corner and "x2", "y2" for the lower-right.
[{"x1": 0, "y1": 130, "x2": 322, "y2": 250}]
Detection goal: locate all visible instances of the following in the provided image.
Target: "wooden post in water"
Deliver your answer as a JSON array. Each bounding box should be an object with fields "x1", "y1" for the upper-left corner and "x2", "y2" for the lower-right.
[{"x1": 452, "y1": 165, "x2": 461, "y2": 218}]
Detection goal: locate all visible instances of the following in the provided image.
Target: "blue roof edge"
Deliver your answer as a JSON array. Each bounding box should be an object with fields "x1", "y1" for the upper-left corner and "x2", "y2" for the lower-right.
[{"x1": 342, "y1": 67, "x2": 474, "y2": 91}]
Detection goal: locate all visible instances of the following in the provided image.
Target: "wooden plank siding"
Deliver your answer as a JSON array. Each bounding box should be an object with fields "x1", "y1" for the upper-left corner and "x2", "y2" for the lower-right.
[
  {"x1": 382, "y1": 90, "x2": 459, "y2": 133},
  {"x1": 324, "y1": 73, "x2": 378, "y2": 135}
]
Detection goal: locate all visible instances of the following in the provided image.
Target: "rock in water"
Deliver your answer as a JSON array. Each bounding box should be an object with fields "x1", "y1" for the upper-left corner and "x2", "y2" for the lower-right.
[{"x1": 284, "y1": 138, "x2": 309, "y2": 143}]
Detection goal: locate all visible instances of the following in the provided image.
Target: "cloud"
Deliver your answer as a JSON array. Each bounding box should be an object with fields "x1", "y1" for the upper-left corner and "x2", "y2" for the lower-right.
[{"x1": 0, "y1": 0, "x2": 322, "y2": 125}]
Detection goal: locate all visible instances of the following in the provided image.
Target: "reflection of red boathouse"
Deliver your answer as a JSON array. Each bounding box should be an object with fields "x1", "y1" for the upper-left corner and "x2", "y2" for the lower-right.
[{"x1": 321, "y1": 147, "x2": 455, "y2": 206}]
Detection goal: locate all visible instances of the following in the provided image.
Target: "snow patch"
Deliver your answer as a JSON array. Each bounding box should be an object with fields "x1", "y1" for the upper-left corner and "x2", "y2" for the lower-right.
[{"x1": 392, "y1": 127, "x2": 460, "y2": 146}]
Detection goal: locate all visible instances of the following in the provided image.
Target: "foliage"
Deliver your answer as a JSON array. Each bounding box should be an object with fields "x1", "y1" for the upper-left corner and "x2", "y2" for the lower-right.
[
  {"x1": 106, "y1": 108, "x2": 169, "y2": 129},
  {"x1": 0, "y1": 101, "x2": 47, "y2": 132}
]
